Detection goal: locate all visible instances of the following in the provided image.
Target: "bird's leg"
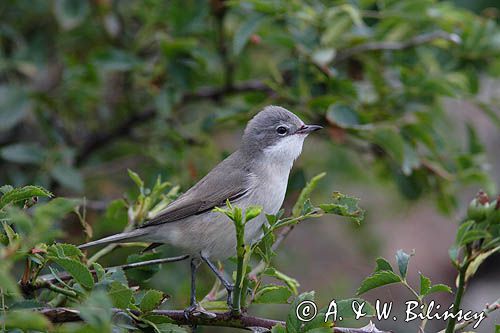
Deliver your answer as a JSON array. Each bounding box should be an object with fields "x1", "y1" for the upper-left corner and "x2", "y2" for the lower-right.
[
  {"x1": 184, "y1": 257, "x2": 199, "y2": 318},
  {"x1": 200, "y1": 253, "x2": 234, "y2": 309},
  {"x1": 184, "y1": 257, "x2": 216, "y2": 320}
]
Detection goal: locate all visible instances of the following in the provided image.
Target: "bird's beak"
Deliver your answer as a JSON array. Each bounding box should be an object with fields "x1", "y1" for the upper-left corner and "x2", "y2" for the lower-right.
[{"x1": 295, "y1": 124, "x2": 323, "y2": 134}]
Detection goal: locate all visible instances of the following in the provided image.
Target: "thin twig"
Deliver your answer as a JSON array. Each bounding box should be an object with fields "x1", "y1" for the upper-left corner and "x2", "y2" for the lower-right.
[
  {"x1": 25, "y1": 255, "x2": 190, "y2": 289},
  {"x1": 333, "y1": 31, "x2": 461, "y2": 63},
  {"x1": 439, "y1": 297, "x2": 500, "y2": 332}
]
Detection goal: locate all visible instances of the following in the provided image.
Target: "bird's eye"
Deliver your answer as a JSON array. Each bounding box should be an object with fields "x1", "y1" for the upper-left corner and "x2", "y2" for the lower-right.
[{"x1": 276, "y1": 126, "x2": 288, "y2": 135}]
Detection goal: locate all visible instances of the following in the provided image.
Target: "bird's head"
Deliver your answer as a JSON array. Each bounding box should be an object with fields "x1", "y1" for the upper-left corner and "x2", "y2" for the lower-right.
[{"x1": 241, "y1": 106, "x2": 322, "y2": 164}]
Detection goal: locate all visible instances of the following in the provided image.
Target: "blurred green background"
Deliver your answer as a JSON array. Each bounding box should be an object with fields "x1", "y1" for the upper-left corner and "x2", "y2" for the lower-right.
[{"x1": 1, "y1": 0, "x2": 499, "y2": 331}]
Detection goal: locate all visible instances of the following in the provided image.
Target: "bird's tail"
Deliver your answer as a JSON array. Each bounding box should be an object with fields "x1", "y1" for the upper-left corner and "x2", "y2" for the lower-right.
[{"x1": 78, "y1": 229, "x2": 148, "y2": 250}]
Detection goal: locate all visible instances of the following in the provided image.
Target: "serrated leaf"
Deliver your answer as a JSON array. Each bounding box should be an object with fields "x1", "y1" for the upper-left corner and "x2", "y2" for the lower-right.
[
  {"x1": 375, "y1": 257, "x2": 393, "y2": 272},
  {"x1": 319, "y1": 191, "x2": 364, "y2": 224},
  {"x1": 292, "y1": 173, "x2": 326, "y2": 217},
  {"x1": 48, "y1": 243, "x2": 83, "y2": 259},
  {"x1": 0, "y1": 185, "x2": 52, "y2": 209},
  {"x1": 395, "y1": 249, "x2": 412, "y2": 278},
  {"x1": 254, "y1": 285, "x2": 292, "y2": 304},
  {"x1": 427, "y1": 284, "x2": 452, "y2": 295},
  {"x1": 140, "y1": 289, "x2": 165, "y2": 312},
  {"x1": 357, "y1": 271, "x2": 402, "y2": 295},
  {"x1": 419, "y1": 273, "x2": 431, "y2": 296},
  {"x1": 108, "y1": 281, "x2": 133, "y2": 310},
  {"x1": 49, "y1": 257, "x2": 94, "y2": 289},
  {"x1": 0, "y1": 185, "x2": 13, "y2": 194}
]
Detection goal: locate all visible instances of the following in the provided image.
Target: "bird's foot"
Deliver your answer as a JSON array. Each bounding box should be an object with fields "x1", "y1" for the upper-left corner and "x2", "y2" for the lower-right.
[{"x1": 183, "y1": 303, "x2": 216, "y2": 320}]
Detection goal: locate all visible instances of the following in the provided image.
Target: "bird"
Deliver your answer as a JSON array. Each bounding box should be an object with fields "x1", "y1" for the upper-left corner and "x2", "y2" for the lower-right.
[{"x1": 78, "y1": 105, "x2": 322, "y2": 315}]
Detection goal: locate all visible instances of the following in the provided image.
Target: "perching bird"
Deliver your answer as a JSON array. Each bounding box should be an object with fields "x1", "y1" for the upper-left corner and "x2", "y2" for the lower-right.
[{"x1": 79, "y1": 106, "x2": 321, "y2": 315}]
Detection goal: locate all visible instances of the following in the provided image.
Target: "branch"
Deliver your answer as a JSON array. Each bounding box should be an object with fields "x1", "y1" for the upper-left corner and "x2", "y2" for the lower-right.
[
  {"x1": 333, "y1": 31, "x2": 461, "y2": 64},
  {"x1": 75, "y1": 108, "x2": 156, "y2": 165},
  {"x1": 75, "y1": 80, "x2": 272, "y2": 165},
  {"x1": 38, "y1": 308, "x2": 391, "y2": 332}
]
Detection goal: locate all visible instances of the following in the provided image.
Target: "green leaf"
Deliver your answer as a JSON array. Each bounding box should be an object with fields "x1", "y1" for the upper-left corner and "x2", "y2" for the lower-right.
[
  {"x1": 233, "y1": 14, "x2": 266, "y2": 56},
  {"x1": 426, "y1": 284, "x2": 452, "y2": 295},
  {"x1": 371, "y1": 127, "x2": 405, "y2": 164},
  {"x1": 0, "y1": 185, "x2": 52, "y2": 209},
  {"x1": 125, "y1": 252, "x2": 161, "y2": 282},
  {"x1": 254, "y1": 285, "x2": 292, "y2": 304},
  {"x1": 245, "y1": 205, "x2": 262, "y2": 223},
  {"x1": 455, "y1": 220, "x2": 475, "y2": 244},
  {"x1": 337, "y1": 298, "x2": 375, "y2": 319},
  {"x1": 419, "y1": 273, "x2": 431, "y2": 296},
  {"x1": 357, "y1": 271, "x2": 402, "y2": 295},
  {"x1": 1, "y1": 310, "x2": 52, "y2": 331},
  {"x1": 395, "y1": 249, "x2": 412, "y2": 278},
  {"x1": 292, "y1": 173, "x2": 326, "y2": 217},
  {"x1": 54, "y1": 0, "x2": 90, "y2": 30},
  {"x1": 140, "y1": 289, "x2": 166, "y2": 312},
  {"x1": 77, "y1": 291, "x2": 113, "y2": 330},
  {"x1": 51, "y1": 164, "x2": 84, "y2": 192},
  {"x1": 156, "y1": 323, "x2": 189, "y2": 333},
  {"x1": 0, "y1": 85, "x2": 31, "y2": 131},
  {"x1": 128, "y1": 169, "x2": 144, "y2": 190},
  {"x1": 0, "y1": 143, "x2": 44, "y2": 164},
  {"x1": 49, "y1": 257, "x2": 94, "y2": 289},
  {"x1": 48, "y1": 243, "x2": 84, "y2": 259},
  {"x1": 108, "y1": 281, "x2": 133, "y2": 310},
  {"x1": 459, "y1": 229, "x2": 490, "y2": 246},
  {"x1": 375, "y1": 257, "x2": 393, "y2": 272},
  {"x1": 34, "y1": 197, "x2": 79, "y2": 222},
  {"x1": 271, "y1": 324, "x2": 286, "y2": 333},
  {"x1": 319, "y1": 191, "x2": 364, "y2": 224},
  {"x1": 287, "y1": 291, "x2": 315, "y2": 333},
  {"x1": 0, "y1": 185, "x2": 13, "y2": 194},
  {"x1": 263, "y1": 268, "x2": 300, "y2": 294},
  {"x1": 326, "y1": 103, "x2": 359, "y2": 128},
  {"x1": 0, "y1": 262, "x2": 20, "y2": 296}
]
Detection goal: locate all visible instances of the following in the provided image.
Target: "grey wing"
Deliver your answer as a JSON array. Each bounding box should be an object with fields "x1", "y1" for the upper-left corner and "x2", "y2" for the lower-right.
[{"x1": 140, "y1": 156, "x2": 252, "y2": 228}]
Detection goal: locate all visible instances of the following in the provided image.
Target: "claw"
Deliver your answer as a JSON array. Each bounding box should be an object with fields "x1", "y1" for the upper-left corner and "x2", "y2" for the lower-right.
[{"x1": 183, "y1": 303, "x2": 216, "y2": 319}]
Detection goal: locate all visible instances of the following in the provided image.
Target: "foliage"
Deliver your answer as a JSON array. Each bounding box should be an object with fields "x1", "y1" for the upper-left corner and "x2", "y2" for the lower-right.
[
  {"x1": 1, "y1": 0, "x2": 500, "y2": 332},
  {"x1": 0, "y1": 0, "x2": 499, "y2": 213}
]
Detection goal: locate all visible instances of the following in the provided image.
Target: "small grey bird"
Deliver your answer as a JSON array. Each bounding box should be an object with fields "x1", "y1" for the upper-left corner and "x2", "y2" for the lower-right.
[{"x1": 79, "y1": 105, "x2": 321, "y2": 314}]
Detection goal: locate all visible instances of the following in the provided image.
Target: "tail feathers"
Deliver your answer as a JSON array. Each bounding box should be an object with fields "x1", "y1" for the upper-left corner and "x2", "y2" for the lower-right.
[{"x1": 78, "y1": 229, "x2": 147, "y2": 250}]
